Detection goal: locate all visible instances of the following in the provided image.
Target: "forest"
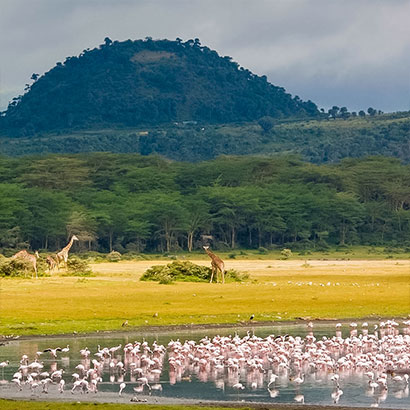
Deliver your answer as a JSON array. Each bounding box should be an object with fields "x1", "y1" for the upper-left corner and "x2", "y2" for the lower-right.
[{"x1": 1, "y1": 153, "x2": 410, "y2": 254}]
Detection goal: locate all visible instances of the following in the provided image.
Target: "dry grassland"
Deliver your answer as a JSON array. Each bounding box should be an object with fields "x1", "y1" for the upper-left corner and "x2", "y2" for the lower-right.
[{"x1": 0, "y1": 259, "x2": 409, "y2": 336}]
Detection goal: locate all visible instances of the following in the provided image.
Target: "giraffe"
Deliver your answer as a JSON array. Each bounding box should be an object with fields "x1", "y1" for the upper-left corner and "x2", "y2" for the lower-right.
[
  {"x1": 46, "y1": 254, "x2": 58, "y2": 273},
  {"x1": 11, "y1": 250, "x2": 39, "y2": 279},
  {"x1": 203, "y1": 246, "x2": 225, "y2": 284},
  {"x1": 56, "y1": 235, "x2": 79, "y2": 269}
]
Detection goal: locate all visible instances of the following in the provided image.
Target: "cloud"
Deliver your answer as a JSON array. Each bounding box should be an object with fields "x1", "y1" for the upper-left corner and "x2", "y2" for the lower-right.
[{"x1": 1, "y1": 0, "x2": 409, "y2": 112}]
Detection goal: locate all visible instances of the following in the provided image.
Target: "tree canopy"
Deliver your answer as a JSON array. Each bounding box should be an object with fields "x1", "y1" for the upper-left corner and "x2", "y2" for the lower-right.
[{"x1": 1, "y1": 153, "x2": 410, "y2": 253}]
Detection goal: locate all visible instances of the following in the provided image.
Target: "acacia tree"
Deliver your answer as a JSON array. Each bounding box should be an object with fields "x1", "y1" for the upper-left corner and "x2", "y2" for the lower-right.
[
  {"x1": 0, "y1": 184, "x2": 28, "y2": 248},
  {"x1": 66, "y1": 209, "x2": 97, "y2": 250},
  {"x1": 83, "y1": 190, "x2": 128, "y2": 252},
  {"x1": 330, "y1": 192, "x2": 364, "y2": 245},
  {"x1": 145, "y1": 193, "x2": 188, "y2": 252},
  {"x1": 204, "y1": 186, "x2": 259, "y2": 248},
  {"x1": 183, "y1": 196, "x2": 211, "y2": 252},
  {"x1": 22, "y1": 188, "x2": 72, "y2": 249},
  {"x1": 122, "y1": 195, "x2": 151, "y2": 252}
]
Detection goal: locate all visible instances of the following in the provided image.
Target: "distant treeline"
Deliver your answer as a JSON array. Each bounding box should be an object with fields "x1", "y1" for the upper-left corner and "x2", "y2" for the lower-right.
[{"x1": 1, "y1": 153, "x2": 410, "y2": 253}]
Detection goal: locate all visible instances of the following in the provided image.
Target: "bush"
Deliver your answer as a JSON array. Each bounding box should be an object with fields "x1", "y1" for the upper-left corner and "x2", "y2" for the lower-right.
[
  {"x1": 158, "y1": 272, "x2": 175, "y2": 285},
  {"x1": 316, "y1": 240, "x2": 330, "y2": 251},
  {"x1": 107, "y1": 251, "x2": 122, "y2": 262},
  {"x1": 140, "y1": 261, "x2": 247, "y2": 283},
  {"x1": 226, "y1": 269, "x2": 249, "y2": 281},
  {"x1": 280, "y1": 248, "x2": 292, "y2": 259},
  {"x1": 258, "y1": 247, "x2": 268, "y2": 254},
  {"x1": 64, "y1": 257, "x2": 92, "y2": 276},
  {"x1": 0, "y1": 258, "x2": 32, "y2": 277}
]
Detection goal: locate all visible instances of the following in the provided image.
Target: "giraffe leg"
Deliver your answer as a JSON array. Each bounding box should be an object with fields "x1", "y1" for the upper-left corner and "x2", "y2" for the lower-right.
[{"x1": 210, "y1": 266, "x2": 215, "y2": 283}]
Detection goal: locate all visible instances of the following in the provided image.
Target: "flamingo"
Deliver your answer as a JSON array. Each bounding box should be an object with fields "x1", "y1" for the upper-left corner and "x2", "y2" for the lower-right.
[
  {"x1": 290, "y1": 373, "x2": 305, "y2": 387},
  {"x1": 119, "y1": 382, "x2": 126, "y2": 396},
  {"x1": 294, "y1": 394, "x2": 305, "y2": 403},
  {"x1": 0, "y1": 360, "x2": 9, "y2": 379},
  {"x1": 331, "y1": 388, "x2": 343, "y2": 403},
  {"x1": 268, "y1": 374, "x2": 278, "y2": 388},
  {"x1": 61, "y1": 344, "x2": 70, "y2": 354},
  {"x1": 43, "y1": 347, "x2": 62, "y2": 358},
  {"x1": 12, "y1": 378, "x2": 22, "y2": 391}
]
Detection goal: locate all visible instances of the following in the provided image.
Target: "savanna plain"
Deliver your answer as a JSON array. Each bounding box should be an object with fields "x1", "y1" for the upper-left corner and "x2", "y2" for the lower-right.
[{"x1": 1, "y1": 253, "x2": 409, "y2": 337}]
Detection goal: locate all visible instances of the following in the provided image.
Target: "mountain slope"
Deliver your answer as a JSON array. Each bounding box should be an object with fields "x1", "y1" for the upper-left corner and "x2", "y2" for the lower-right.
[
  {"x1": 0, "y1": 38, "x2": 318, "y2": 136},
  {"x1": 1, "y1": 113, "x2": 410, "y2": 163}
]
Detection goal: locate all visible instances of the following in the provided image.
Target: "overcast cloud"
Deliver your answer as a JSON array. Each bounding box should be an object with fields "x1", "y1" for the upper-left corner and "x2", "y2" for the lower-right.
[{"x1": 1, "y1": 0, "x2": 409, "y2": 112}]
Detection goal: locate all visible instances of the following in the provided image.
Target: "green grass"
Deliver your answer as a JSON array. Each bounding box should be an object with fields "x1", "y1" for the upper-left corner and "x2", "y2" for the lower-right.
[
  {"x1": 0, "y1": 400, "x2": 250, "y2": 410},
  {"x1": 88, "y1": 245, "x2": 410, "y2": 262}
]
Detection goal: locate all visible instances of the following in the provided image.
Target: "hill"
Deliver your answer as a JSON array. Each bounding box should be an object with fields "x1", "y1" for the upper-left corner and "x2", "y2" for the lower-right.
[
  {"x1": 1, "y1": 112, "x2": 410, "y2": 163},
  {"x1": 0, "y1": 37, "x2": 318, "y2": 135}
]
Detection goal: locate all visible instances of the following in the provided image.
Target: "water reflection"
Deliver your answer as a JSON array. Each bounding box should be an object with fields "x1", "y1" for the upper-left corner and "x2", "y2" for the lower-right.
[{"x1": 0, "y1": 320, "x2": 409, "y2": 408}]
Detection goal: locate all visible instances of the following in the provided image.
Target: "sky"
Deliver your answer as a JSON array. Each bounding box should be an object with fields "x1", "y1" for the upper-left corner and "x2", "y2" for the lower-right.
[{"x1": 1, "y1": 0, "x2": 410, "y2": 113}]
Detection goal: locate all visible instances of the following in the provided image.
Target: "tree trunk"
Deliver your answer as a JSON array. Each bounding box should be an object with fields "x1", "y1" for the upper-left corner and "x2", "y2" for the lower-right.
[
  {"x1": 231, "y1": 226, "x2": 235, "y2": 248},
  {"x1": 340, "y1": 223, "x2": 346, "y2": 245},
  {"x1": 165, "y1": 231, "x2": 171, "y2": 252},
  {"x1": 187, "y1": 231, "x2": 193, "y2": 252},
  {"x1": 109, "y1": 230, "x2": 113, "y2": 252}
]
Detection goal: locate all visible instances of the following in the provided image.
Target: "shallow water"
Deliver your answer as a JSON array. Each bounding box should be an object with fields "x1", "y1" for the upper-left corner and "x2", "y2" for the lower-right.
[{"x1": 0, "y1": 323, "x2": 409, "y2": 408}]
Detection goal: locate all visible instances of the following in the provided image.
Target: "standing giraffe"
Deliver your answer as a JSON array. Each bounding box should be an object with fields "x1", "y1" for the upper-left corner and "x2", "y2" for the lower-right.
[
  {"x1": 11, "y1": 250, "x2": 39, "y2": 279},
  {"x1": 56, "y1": 235, "x2": 79, "y2": 269},
  {"x1": 203, "y1": 246, "x2": 225, "y2": 284},
  {"x1": 46, "y1": 255, "x2": 58, "y2": 273}
]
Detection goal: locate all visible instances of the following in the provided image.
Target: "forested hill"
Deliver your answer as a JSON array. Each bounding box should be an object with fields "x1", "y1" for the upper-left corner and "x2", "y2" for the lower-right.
[{"x1": 0, "y1": 37, "x2": 318, "y2": 135}]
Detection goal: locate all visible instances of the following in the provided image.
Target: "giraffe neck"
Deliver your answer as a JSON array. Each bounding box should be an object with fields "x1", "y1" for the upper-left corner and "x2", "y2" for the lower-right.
[
  {"x1": 206, "y1": 249, "x2": 220, "y2": 262},
  {"x1": 62, "y1": 237, "x2": 74, "y2": 253},
  {"x1": 205, "y1": 249, "x2": 215, "y2": 258}
]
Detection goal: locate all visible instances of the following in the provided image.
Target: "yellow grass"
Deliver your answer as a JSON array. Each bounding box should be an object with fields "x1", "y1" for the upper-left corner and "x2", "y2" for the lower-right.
[{"x1": 0, "y1": 259, "x2": 409, "y2": 336}]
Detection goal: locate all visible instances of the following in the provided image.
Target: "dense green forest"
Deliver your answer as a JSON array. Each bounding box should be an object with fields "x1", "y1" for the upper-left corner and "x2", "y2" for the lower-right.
[
  {"x1": 0, "y1": 38, "x2": 318, "y2": 136},
  {"x1": 1, "y1": 113, "x2": 409, "y2": 163},
  {"x1": 1, "y1": 153, "x2": 410, "y2": 254}
]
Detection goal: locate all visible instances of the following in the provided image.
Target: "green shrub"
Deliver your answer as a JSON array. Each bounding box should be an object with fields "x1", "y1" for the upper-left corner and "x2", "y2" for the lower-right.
[
  {"x1": 140, "y1": 261, "x2": 247, "y2": 283},
  {"x1": 64, "y1": 257, "x2": 92, "y2": 276},
  {"x1": 258, "y1": 247, "x2": 268, "y2": 254},
  {"x1": 107, "y1": 251, "x2": 122, "y2": 262},
  {"x1": 280, "y1": 248, "x2": 292, "y2": 259},
  {"x1": 0, "y1": 258, "x2": 31, "y2": 277},
  {"x1": 225, "y1": 269, "x2": 249, "y2": 281},
  {"x1": 158, "y1": 272, "x2": 175, "y2": 285}
]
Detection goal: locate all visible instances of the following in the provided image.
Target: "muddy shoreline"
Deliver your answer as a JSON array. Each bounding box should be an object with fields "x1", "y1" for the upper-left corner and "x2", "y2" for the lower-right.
[{"x1": 2, "y1": 316, "x2": 409, "y2": 342}]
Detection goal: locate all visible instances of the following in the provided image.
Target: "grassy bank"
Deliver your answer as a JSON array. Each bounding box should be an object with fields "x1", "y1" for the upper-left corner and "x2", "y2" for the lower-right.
[{"x1": 1, "y1": 259, "x2": 409, "y2": 337}]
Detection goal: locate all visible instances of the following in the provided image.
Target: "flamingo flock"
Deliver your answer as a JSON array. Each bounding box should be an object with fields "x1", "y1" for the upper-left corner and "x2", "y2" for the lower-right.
[{"x1": 0, "y1": 319, "x2": 409, "y2": 406}]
